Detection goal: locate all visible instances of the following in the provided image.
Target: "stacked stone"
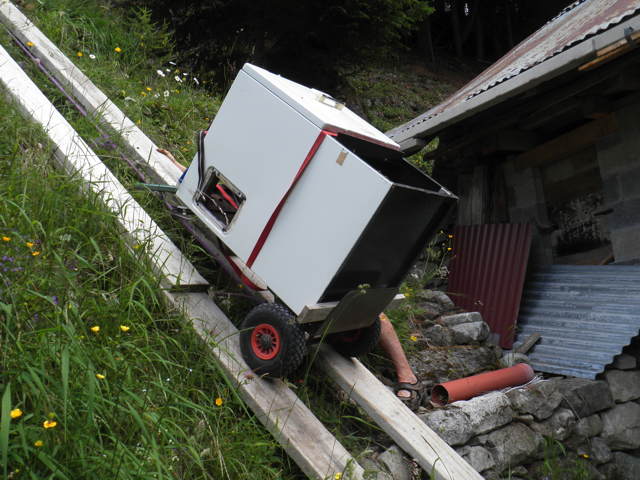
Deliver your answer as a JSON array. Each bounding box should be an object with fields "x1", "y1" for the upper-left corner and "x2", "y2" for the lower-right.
[{"x1": 366, "y1": 289, "x2": 639, "y2": 479}]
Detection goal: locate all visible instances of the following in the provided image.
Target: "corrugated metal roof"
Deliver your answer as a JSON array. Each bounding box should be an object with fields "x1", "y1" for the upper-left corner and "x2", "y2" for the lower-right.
[
  {"x1": 388, "y1": 0, "x2": 640, "y2": 144},
  {"x1": 513, "y1": 265, "x2": 640, "y2": 379},
  {"x1": 448, "y1": 224, "x2": 532, "y2": 349}
]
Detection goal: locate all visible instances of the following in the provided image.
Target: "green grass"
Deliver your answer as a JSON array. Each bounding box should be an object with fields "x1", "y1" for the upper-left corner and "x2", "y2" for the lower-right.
[
  {"x1": 0, "y1": 99, "x2": 295, "y2": 479},
  {"x1": 0, "y1": 2, "x2": 303, "y2": 478},
  {"x1": 0, "y1": 1, "x2": 460, "y2": 478}
]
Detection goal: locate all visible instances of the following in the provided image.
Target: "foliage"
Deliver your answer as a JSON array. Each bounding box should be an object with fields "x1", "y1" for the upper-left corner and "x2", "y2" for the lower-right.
[
  {"x1": 0, "y1": 1, "x2": 297, "y2": 478},
  {"x1": 118, "y1": 0, "x2": 433, "y2": 90},
  {"x1": 0, "y1": 101, "x2": 291, "y2": 478}
]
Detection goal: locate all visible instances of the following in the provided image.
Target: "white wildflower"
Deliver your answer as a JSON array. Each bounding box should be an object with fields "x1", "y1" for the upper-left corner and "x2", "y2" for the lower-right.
[
  {"x1": 156, "y1": 69, "x2": 166, "y2": 77},
  {"x1": 193, "y1": 77, "x2": 200, "y2": 86},
  {"x1": 168, "y1": 61, "x2": 176, "y2": 65},
  {"x1": 163, "y1": 90, "x2": 170, "y2": 98},
  {"x1": 89, "y1": 54, "x2": 96, "y2": 60},
  {"x1": 174, "y1": 75, "x2": 182, "y2": 83}
]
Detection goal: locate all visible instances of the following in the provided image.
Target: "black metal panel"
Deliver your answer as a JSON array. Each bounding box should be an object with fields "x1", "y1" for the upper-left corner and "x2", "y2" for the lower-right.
[{"x1": 320, "y1": 183, "x2": 455, "y2": 302}]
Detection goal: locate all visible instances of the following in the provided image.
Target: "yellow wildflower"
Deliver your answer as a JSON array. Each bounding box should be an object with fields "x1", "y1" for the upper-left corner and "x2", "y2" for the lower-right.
[
  {"x1": 447, "y1": 247, "x2": 452, "y2": 251},
  {"x1": 410, "y1": 335, "x2": 418, "y2": 342},
  {"x1": 2, "y1": 236, "x2": 10, "y2": 242},
  {"x1": 96, "y1": 373, "x2": 106, "y2": 380},
  {"x1": 580, "y1": 453, "x2": 590, "y2": 459},
  {"x1": 140, "y1": 91, "x2": 147, "y2": 97},
  {"x1": 10, "y1": 408, "x2": 23, "y2": 419},
  {"x1": 76, "y1": 51, "x2": 83, "y2": 57},
  {"x1": 34, "y1": 440, "x2": 44, "y2": 447},
  {"x1": 26, "y1": 41, "x2": 34, "y2": 47},
  {"x1": 174, "y1": 89, "x2": 180, "y2": 94},
  {"x1": 146, "y1": 86, "x2": 152, "y2": 92},
  {"x1": 215, "y1": 397, "x2": 223, "y2": 407},
  {"x1": 120, "y1": 325, "x2": 130, "y2": 332},
  {"x1": 43, "y1": 420, "x2": 57, "y2": 429},
  {"x1": 32, "y1": 251, "x2": 41, "y2": 256},
  {"x1": 448, "y1": 234, "x2": 454, "y2": 239},
  {"x1": 334, "y1": 473, "x2": 342, "y2": 480},
  {"x1": 90, "y1": 325, "x2": 100, "y2": 333},
  {"x1": 114, "y1": 47, "x2": 122, "y2": 53},
  {"x1": 26, "y1": 242, "x2": 34, "y2": 248},
  {"x1": 133, "y1": 244, "x2": 141, "y2": 250}
]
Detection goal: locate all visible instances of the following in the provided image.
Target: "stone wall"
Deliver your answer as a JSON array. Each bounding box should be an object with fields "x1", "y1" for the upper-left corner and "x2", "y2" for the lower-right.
[
  {"x1": 597, "y1": 100, "x2": 640, "y2": 263},
  {"x1": 365, "y1": 291, "x2": 640, "y2": 480}
]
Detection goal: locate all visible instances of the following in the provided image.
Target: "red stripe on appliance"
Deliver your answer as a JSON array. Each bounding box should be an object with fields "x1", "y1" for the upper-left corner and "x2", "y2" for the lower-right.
[{"x1": 246, "y1": 130, "x2": 336, "y2": 267}]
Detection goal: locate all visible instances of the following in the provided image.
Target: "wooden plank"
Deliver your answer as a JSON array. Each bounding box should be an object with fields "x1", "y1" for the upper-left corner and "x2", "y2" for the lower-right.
[
  {"x1": 170, "y1": 293, "x2": 364, "y2": 480},
  {"x1": 0, "y1": 42, "x2": 206, "y2": 288},
  {"x1": 515, "y1": 115, "x2": 618, "y2": 171},
  {"x1": 317, "y1": 346, "x2": 483, "y2": 480},
  {"x1": 0, "y1": 41, "x2": 363, "y2": 480},
  {"x1": 0, "y1": 0, "x2": 182, "y2": 186},
  {"x1": 0, "y1": 6, "x2": 479, "y2": 475}
]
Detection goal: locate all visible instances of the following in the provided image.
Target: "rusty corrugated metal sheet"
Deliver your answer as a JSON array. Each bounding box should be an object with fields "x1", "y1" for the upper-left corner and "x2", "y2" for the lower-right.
[
  {"x1": 388, "y1": 0, "x2": 640, "y2": 143},
  {"x1": 514, "y1": 265, "x2": 640, "y2": 379},
  {"x1": 447, "y1": 224, "x2": 532, "y2": 348}
]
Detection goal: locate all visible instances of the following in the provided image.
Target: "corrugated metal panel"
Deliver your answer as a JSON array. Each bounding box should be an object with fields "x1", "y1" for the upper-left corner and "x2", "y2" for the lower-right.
[
  {"x1": 513, "y1": 265, "x2": 640, "y2": 379},
  {"x1": 388, "y1": 0, "x2": 640, "y2": 142},
  {"x1": 447, "y1": 224, "x2": 532, "y2": 349}
]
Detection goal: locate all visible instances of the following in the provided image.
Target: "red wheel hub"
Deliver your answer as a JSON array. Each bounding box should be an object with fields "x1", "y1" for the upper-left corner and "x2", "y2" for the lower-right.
[{"x1": 250, "y1": 323, "x2": 281, "y2": 360}]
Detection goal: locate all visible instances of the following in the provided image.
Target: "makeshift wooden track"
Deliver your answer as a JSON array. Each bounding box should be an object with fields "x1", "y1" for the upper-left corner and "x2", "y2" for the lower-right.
[{"x1": 0, "y1": 3, "x2": 482, "y2": 479}]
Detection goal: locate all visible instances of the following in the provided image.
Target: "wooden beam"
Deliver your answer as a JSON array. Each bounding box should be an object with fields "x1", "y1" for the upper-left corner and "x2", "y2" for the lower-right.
[
  {"x1": 0, "y1": 40, "x2": 363, "y2": 480},
  {"x1": 0, "y1": 43, "x2": 206, "y2": 289},
  {"x1": 515, "y1": 115, "x2": 617, "y2": 171},
  {"x1": 298, "y1": 294, "x2": 405, "y2": 324},
  {"x1": 0, "y1": 1, "x2": 182, "y2": 186},
  {"x1": 317, "y1": 347, "x2": 484, "y2": 480}
]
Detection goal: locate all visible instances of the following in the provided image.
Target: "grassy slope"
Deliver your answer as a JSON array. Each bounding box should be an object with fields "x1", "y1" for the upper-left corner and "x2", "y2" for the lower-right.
[
  {"x1": 0, "y1": 2, "x2": 473, "y2": 479},
  {"x1": 0, "y1": 1, "x2": 298, "y2": 479}
]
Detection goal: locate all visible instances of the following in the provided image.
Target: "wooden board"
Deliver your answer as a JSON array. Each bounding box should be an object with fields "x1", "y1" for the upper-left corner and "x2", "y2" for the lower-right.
[
  {"x1": 0, "y1": 5, "x2": 480, "y2": 476},
  {"x1": 317, "y1": 346, "x2": 483, "y2": 480},
  {"x1": 298, "y1": 294, "x2": 405, "y2": 324},
  {"x1": 170, "y1": 293, "x2": 364, "y2": 480},
  {"x1": 0, "y1": 0, "x2": 182, "y2": 186},
  {"x1": 0, "y1": 42, "x2": 206, "y2": 288},
  {"x1": 0, "y1": 40, "x2": 363, "y2": 480}
]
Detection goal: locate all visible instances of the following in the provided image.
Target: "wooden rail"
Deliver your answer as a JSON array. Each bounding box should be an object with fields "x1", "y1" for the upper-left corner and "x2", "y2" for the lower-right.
[
  {"x1": 0, "y1": 3, "x2": 482, "y2": 477},
  {"x1": 0, "y1": 41, "x2": 362, "y2": 480}
]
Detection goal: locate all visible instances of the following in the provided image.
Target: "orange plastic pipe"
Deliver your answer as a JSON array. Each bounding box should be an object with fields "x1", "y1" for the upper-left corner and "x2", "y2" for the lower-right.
[{"x1": 431, "y1": 363, "x2": 534, "y2": 406}]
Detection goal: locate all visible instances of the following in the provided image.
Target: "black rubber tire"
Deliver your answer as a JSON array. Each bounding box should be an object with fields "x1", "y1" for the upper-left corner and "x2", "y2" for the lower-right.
[
  {"x1": 327, "y1": 317, "x2": 381, "y2": 357},
  {"x1": 239, "y1": 303, "x2": 307, "y2": 378}
]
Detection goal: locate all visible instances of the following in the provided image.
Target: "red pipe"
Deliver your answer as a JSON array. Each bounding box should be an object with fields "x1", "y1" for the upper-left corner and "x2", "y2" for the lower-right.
[{"x1": 431, "y1": 363, "x2": 534, "y2": 406}]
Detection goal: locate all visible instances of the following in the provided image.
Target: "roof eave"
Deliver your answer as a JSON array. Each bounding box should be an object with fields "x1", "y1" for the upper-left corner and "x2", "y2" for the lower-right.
[{"x1": 388, "y1": 13, "x2": 640, "y2": 155}]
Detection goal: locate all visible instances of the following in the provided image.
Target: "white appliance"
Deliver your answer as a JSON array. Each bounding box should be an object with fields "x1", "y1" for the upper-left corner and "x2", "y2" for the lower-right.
[{"x1": 176, "y1": 63, "x2": 455, "y2": 315}]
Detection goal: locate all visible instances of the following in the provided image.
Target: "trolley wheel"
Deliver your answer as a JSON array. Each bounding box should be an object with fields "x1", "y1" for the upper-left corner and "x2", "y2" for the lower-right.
[
  {"x1": 327, "y1": 316, "x2": 381, "y2": 357},
  {"x1": 240, "y1": 303, "x2": 307, "y2": 378}
]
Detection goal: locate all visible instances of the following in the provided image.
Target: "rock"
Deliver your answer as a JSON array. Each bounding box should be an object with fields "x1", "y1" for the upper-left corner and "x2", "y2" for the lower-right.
[
  {"x1": 600, "y1": 452, "x2": 640, "y2": 480},
  {"x1": 423, "y1": 324, "x2": 455, "y2": 346},
  {"x1": 477, "y1": 423, "x2": 543, "y2": 473},
  {"x1": 416, "y1": 301, "x2": 442, "y2": 320},
  {"x1": 419, "y1": 407, "x2": 473, "y2": 446},
  {"x1": 612, "y1": 353, "x2": 637, "y2": 370},
  {"x1": 506, "y1": 379, "x2": 564, "y2": 420},
  {"x1": 557, "y1": 378, "x2": 614, "y2": 417},
  {"x1": 450, "y1": 321, "x2": 490, "y2": 344},
  {"x1": 600, "y1": 402, "x2": 640, "y2": 449},
  {"x1": 454, "y1": 392, "x2": 513, "y2": 436},
  {"x1": 456, "y1": 446, "x2": 495, "y2": 473},
  {"x1": 410, "y1": 346, "x2": 499, "y2": 383},
  {"x1": 530, "y1": 408, "x2": 576, "y2": 441},
  {"x1": 574, "y1": 414, "x2": 603, "y2": 439},
  {"x1": 590, "y1": 437, "x2": 613, "y2": 464},
  {"x1": 499, "y1": 352, "x2": 530, "y2": 368},
  {"x1": 377, "y1": 445, "x2": 411, "y2": 480},
  {"x1": 440, "y1": 311, "x2": 483, "y2": 327},
  {"x1": 360, "y1": 456, "x2": 392, "y2": 480},
  {"x1": 417, "y1": 289, "x2": 455, "y2": 310},
  {"x1": 604, "y1": 370, "x2": 640, "y2": 403}
]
